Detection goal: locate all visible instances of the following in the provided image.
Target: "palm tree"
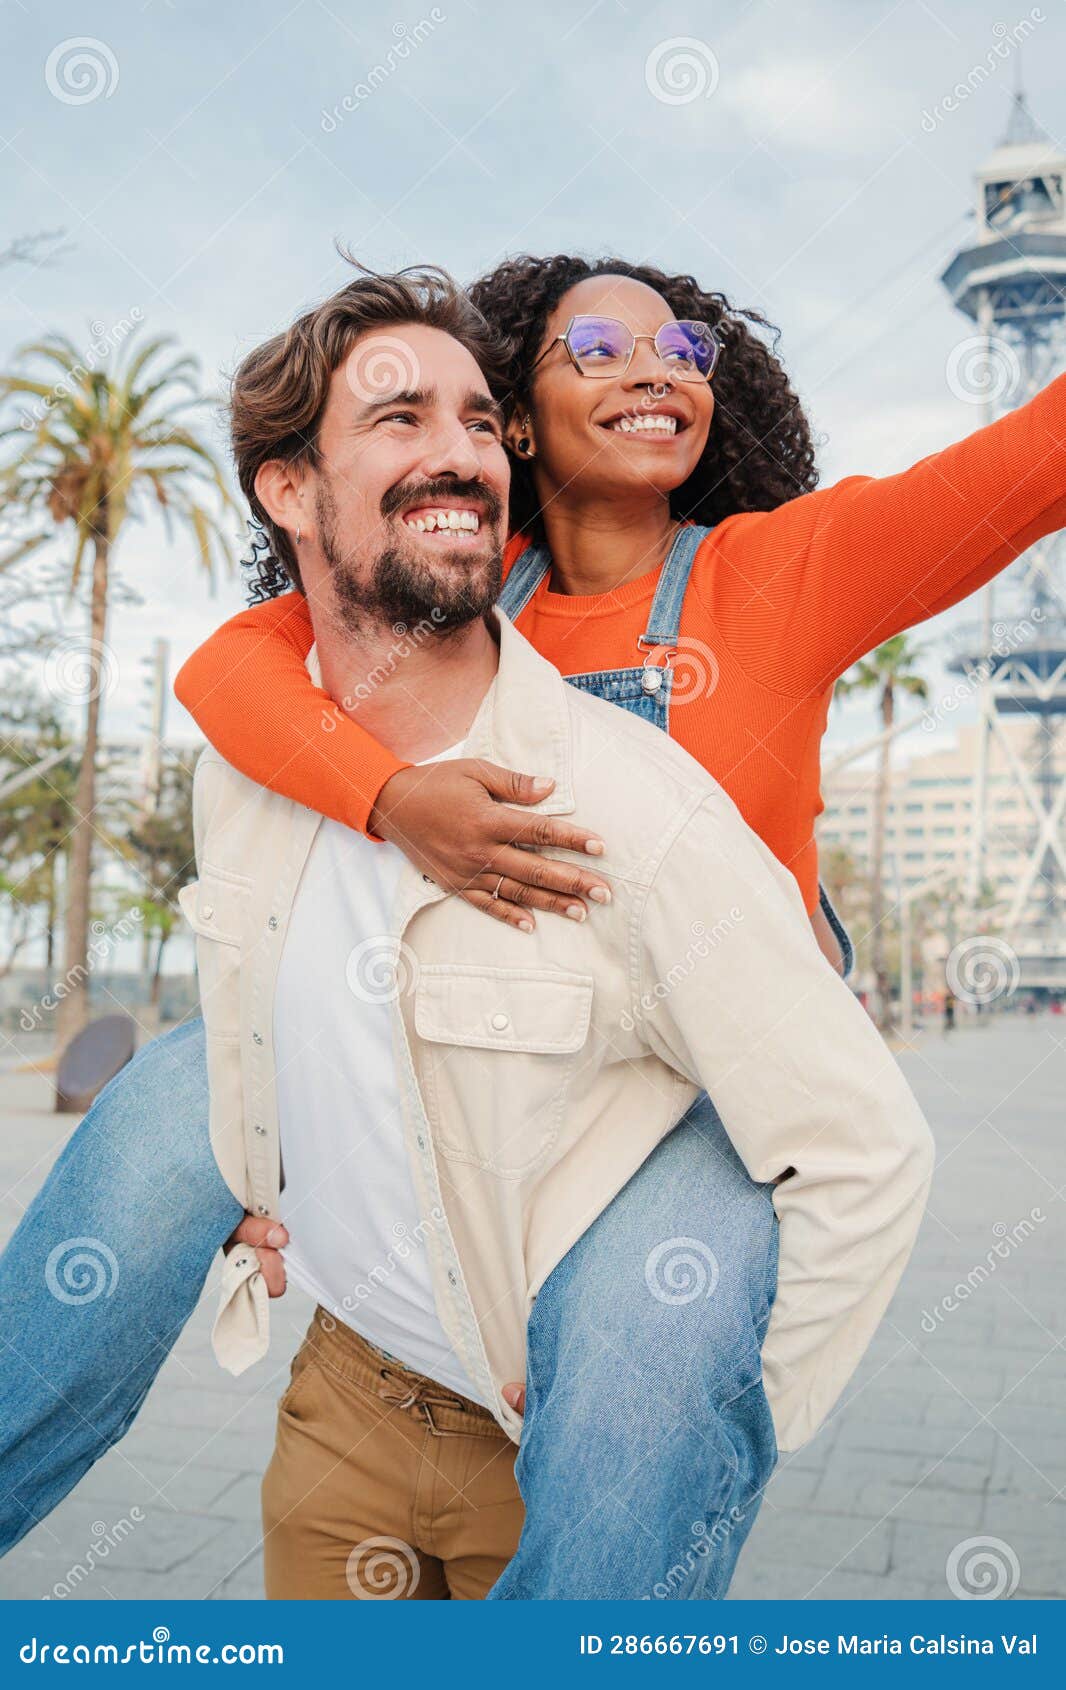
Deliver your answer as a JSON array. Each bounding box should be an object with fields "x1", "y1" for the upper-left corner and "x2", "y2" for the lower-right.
[
  {"x1": 117, "y1": 750, "x2": 197, "y2": 1017},
  {"x1": 836, "y1": 635, "x2": 929, "y2": 1030},
  {"x1": 0, "y1": 328, "x2": 235, "y2": 1049}
]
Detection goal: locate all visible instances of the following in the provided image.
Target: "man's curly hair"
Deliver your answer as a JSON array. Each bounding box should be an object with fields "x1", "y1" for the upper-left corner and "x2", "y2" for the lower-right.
[{"x1": 468, "y1": 254, "x2": 819, "y2": 536}]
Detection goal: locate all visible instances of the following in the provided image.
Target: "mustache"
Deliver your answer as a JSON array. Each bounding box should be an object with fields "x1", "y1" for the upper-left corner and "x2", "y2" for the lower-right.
[{"x1": 380, "y1": 476, "x2": 505, "y2": 526}]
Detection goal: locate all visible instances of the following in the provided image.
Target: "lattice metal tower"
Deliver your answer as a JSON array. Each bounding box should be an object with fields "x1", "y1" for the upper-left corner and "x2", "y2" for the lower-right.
[{"x1": 941, "y1": 89, "x2": 1066, "y2": 988}]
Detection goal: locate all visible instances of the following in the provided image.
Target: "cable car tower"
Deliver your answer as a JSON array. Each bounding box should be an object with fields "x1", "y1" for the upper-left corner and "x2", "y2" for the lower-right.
[{"x1": 941, "y1": 86, "x2": 1066, "y2": 988}]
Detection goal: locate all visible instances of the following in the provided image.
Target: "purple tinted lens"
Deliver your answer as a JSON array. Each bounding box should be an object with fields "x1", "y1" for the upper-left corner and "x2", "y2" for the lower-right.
[
  {"x1": 660, "y1": 321, "x2": 717, "y2": 375},
  {"x1": 567, "y1": 316, "x2": 632, "y2": 366}
]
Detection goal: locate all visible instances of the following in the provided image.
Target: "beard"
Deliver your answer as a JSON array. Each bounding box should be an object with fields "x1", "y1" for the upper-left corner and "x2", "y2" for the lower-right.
[{"x1": 315, "y1": 475, "x2": 504, "y2": 638}]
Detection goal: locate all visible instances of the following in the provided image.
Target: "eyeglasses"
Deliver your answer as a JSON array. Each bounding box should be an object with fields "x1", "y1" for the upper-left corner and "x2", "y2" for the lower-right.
[{"x1": 529, "y1": 314, "x2": 721, "y2": 383}]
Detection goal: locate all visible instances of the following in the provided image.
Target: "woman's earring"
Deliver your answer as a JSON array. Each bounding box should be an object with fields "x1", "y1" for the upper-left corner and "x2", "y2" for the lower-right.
[
  {"x1": 295, "y1": 524, "x2": 302, "y2": 544},
  {"x1": 517, "y1": 438, "x2": 532, "y2": 456}
]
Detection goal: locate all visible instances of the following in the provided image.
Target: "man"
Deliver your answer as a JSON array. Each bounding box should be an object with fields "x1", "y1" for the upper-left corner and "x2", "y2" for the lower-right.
[{"x1": 182, "y1": 267, "x2": 935, "y2": 1599}]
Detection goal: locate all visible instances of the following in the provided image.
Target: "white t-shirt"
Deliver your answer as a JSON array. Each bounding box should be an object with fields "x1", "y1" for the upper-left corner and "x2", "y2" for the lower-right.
[{"x1": 273, "y1": 739, "x2": 485, "y2": 1404}]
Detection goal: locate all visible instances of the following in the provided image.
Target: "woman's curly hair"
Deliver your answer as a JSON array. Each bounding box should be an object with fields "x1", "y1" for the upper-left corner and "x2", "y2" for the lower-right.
[{"x1": 468, "y1": 254, "x2": 819, "y2": 537}]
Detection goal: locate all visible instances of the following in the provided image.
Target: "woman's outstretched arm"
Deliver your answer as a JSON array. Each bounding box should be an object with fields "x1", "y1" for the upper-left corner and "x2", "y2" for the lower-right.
[{"x1": 700, "y1": 369, "x2": 1066, "y2": 696}]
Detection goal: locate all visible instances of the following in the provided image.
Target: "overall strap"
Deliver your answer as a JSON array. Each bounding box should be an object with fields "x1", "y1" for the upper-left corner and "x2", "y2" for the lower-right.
[
  {"x1": 496, "y1": 541, "x2": 551, "y2": 621},
  {"x1": 638, "y1": 523, "x2": 713, "y2": 649}
]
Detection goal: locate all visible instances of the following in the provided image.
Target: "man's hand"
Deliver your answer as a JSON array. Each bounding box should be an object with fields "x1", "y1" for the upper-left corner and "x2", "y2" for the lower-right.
[
  {"x1": 369, "y1": 761, "x2": 611, "y2": 932},
  {"x1": 502, "y1": 1381, "x2": 526, "y2": 1415},
  {"x1": 227, "y1": 1215, "x2": 289, "y2": 1297}
]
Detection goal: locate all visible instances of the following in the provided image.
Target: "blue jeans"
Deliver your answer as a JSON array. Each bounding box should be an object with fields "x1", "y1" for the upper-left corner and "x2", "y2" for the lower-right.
[{"x1": 0, "y1": 1020, "x2": 778, "y2": 1598}]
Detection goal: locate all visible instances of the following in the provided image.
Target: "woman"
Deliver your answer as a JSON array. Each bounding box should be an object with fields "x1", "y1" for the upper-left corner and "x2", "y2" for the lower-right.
[{"x1": 2, "y1": 256, "x2": 1064, "y2": 1599}]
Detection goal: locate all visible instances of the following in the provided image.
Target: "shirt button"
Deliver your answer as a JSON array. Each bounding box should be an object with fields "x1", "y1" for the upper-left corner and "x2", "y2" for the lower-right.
[
  {"x1": 254, "y1": 1123, "x2": 267, "y2": 1136},
  {"x1": 252, "y1": 1031, "x2": 263, "y2": 1046},
  {"x1": 256, "y1": 1204, "x2": 269, "y2": 1216},
  {"x1": 201, "y1": 904, "x2": 214, "y2": 920},
  {"x1": 490, "y1": 1012, "x2": 510, "y2": 1031},
  {"x1": 422, "y1": 873, "x2": 434, "y2": 885},
  {"x1": 267, "y1": 916, "x2": 279, "y2": 931},
  {"x1": 233, "y1": 1256, "x2": 247, "y2": 1269},
  {"x1": 447, "y1": 1270, "x2": 458, "y2": 1286},
  {"x1": 416, "y1": 1134, "x2": 426, "y2": 1149}
]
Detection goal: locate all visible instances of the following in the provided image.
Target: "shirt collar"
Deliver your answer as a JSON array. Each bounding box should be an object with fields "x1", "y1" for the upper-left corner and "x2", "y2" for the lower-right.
[{"x1": 305, "y1": 608, "x2": 575, "y2": 816}]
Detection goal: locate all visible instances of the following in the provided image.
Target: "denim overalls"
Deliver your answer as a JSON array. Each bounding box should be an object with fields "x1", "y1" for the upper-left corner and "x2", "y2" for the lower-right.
[{"x1": 497, "y1": 521, "x2": 854, "y2": 975}]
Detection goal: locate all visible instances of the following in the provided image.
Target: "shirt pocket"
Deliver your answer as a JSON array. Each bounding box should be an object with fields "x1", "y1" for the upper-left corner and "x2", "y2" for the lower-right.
[
  {"x1": 178, "y1": 864, "x2": 253, "y2": 1042},
  {"x1": 414, "y1": 964, "x2": 594, "y2": 1179}
]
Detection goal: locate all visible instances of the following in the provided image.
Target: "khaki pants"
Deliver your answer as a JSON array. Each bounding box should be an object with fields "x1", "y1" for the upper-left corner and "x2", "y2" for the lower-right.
[{"x1": 262, "y1": 1307, "x2": 524, "y2": 1599}]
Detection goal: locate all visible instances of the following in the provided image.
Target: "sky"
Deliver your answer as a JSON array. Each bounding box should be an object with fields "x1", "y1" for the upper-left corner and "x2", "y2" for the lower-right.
[{"x1": 2, "y1": 0, "x2": 1064, "y2": 761}]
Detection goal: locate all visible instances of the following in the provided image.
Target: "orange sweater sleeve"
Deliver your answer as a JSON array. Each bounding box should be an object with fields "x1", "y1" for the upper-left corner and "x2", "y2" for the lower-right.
[
  {"x1": 174, "y1": 592, "x2": 410, "y2": 838},
  {"x1": 698, "y1": 370, "x2": 1066, "y2": 697}
]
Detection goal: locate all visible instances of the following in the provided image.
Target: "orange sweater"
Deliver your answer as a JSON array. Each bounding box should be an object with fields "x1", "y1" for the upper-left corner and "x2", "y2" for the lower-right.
[{"x1": 176, "y1": 375, "x2": 1066, "y2": 914}]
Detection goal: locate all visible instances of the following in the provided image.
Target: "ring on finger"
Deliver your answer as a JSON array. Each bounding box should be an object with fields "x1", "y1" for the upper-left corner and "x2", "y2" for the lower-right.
[{"x1": 492, "y1": 874, "x2": 505, "y2": 900}]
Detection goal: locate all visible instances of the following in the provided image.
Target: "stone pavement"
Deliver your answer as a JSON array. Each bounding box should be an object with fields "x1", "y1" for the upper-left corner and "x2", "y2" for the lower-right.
[{"x1": 0, "y1": 1018, "x2": 1063, "y2": 1601}]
